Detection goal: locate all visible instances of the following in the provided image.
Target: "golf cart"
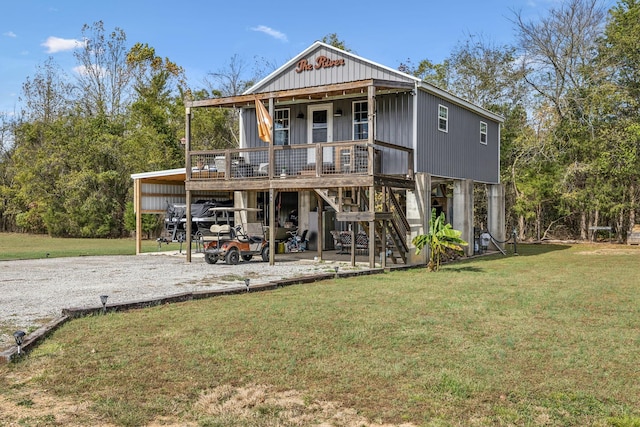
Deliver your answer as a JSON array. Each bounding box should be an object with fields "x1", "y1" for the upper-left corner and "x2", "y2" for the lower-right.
[{"x1": 200, "y1": 207, "x2": 270, "y2": 265}]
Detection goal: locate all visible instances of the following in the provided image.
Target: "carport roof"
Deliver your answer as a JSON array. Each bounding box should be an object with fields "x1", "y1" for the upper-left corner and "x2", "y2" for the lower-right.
[{"x1": 130, "y1": 168, "x2": 186, "y2": 184}]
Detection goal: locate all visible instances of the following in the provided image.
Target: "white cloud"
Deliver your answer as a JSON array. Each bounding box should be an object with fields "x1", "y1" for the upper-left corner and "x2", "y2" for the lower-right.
[
  {"x1": 3, "y1": 31, "x2": 17, "y2": 38},
  {"x1": 41, "y1": 36, "x2": 86, "y2": 53},
  {"x1": 251, "y1": 25, "x2": 288, "y2": 42},
  {"x1": 73, "y1": 64, "x2": 107, "y2": 78}
]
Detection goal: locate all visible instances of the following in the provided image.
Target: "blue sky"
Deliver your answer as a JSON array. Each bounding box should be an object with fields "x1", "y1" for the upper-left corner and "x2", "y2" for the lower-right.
[{"x1": 0, "y1": 0, "x2": 593, "y2": 115}]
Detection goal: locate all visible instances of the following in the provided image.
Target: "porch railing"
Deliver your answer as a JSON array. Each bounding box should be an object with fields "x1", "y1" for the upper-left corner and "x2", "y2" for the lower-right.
[{"x1": 187, "y1": 140, "x2": 413, "y2": 182}]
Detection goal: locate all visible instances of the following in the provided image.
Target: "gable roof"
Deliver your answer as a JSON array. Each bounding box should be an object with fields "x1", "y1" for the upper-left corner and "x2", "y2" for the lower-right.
[
  {"x1": 243, "y1": 41, "x2": 502, "y2": 123},
  {"x1": 245, "y1": 41, "x2": 419, "y2": 95},
  {"x1": 185, "y1": 42, "x2": 502, "y2": 123}
]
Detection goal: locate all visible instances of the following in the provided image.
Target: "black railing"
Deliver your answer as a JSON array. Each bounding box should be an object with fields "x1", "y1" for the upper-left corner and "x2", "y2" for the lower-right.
[{"x1": 187, "y1": 140, "x2": 413, "y2": 182}]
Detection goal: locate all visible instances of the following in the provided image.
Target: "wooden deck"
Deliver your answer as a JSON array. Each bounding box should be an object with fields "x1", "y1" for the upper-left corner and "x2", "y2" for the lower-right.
[{"x1": 185, "y1": 140, "x2": 415, "y2": 192}]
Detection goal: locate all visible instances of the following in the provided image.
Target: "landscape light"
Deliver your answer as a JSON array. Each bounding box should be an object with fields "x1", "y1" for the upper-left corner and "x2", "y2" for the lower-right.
[
  {"x1": 244, "y1": 278, "x2": 250, "y2": 292},
  {"x1": 334, "y1": 266, "x2": 339, "y2": 277},
  {"x1": 100, "y1": 295, "x2": 109, "y2": 314},
  {"x1": 13, "y1": 331, "x2": 26, "y2": 354}
]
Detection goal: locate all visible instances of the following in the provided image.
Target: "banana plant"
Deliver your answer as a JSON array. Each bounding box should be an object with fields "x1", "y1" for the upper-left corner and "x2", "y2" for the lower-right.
[{"x1": 412, "y1": 208, "x2": 468, "y2": 271}]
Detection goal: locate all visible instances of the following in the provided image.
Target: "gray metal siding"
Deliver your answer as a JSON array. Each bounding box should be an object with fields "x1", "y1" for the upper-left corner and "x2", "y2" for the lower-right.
[
  {"x1": 375, "y1": 93, "x2": 414, "y2": 174},
  {"x1": 242, "y1": 94, "x2": 416, "y2": 175},
  {"x1": 416, "y1": 91, "x2": 499, "y2": 183},
  {"x1": 252, "y1": 46, "x2": 414, "y2": 93},
  {"x1": 141, "y1": 183, "x2": 185, "y2": 212}
]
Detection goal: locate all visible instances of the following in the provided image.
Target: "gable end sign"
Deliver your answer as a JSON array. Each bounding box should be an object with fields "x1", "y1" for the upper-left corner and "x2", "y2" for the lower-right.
[{"x1": 295, "y1": 56, "x2": 346, "y2": 73}]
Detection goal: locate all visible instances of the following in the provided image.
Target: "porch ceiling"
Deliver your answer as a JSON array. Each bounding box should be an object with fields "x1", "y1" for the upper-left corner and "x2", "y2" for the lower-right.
[{"x1": 186, "y1": 79, "x2": 415, "y2": 109}]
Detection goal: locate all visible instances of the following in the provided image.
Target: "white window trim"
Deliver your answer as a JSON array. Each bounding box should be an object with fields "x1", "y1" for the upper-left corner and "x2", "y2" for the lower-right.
[
  {"x1": 438, "y1": 104, "x2": 448, "y2": 133},
  {"x1": 480, "y1": 121, "x2": 487, "y2": 145},
  {"x1": 274, "y1": 108, "x2": 290, "y2": 146},
  {"x1": 352, "y1": 100, "x2": 368, "y2": 140}
]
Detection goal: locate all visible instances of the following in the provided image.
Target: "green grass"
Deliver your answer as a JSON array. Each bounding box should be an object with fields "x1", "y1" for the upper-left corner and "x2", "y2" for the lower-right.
[
  {"x1": 2, "y1": 243, "x2": 640, "y2": 426},
  {"x1": 0, "y1": 232, "x2": 180, "y2": 260}
]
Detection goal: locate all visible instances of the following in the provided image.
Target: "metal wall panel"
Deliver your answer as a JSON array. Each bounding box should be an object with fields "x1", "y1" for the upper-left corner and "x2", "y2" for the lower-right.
[
  {"x1": 253, "y1": 46, "x2": 413, "y2": 93},
  {"x1": 140, "y1": 183, "x2": 185, "y2": 212},
  {"x1": 375, "y1": 93, "x2": 414, "y2": 174},
  {"x1": 416, "y1": 91, "x2": 500, "y2": 183},
  {"x1": 140, "y1": 184, "x2": 231, "y2": 213}
]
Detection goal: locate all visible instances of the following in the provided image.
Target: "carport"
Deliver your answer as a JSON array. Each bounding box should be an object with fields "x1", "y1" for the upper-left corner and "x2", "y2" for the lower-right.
[
  {"x1": 130, "y1": 168, "x2": 232, "y2": 256},
  {"x1": 130, "y1": 169, "x2": 375, "y2": 265}
]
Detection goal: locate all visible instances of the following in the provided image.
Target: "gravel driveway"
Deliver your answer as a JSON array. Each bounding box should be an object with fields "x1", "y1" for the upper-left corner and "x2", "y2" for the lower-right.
[{"x1": 0, "y1": 252, "x2": 353, "y2": 349}]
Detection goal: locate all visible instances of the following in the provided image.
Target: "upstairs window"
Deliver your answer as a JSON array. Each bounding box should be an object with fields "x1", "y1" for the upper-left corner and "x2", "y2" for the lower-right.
[
  {"x1": 274, "y1": 108, "x2": 289, "y2": 146},
  {"x1": 480, "y1": 121, "x2": 487, "y2": 144},
  {"x1": 353, "y1": 101, "x2": 368, "y2": 140},
  {"x1": 438, "y1": 104, "x2": 448, "y2": 132}
]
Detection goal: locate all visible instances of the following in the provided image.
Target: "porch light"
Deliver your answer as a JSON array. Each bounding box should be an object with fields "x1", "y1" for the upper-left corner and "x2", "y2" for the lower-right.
[
  {"x1": 180, "y1": 137, "x2": 186, "y2": 145},
  {"x1": 100, "y1": 295, "x2": 108, "y2": 314},
  {"x1": 13, "y1": 331, "x2": 26, "y2": 354},
  {"x1": 244, "y1": 278, "x2": 250, "y2": 292},
  {"x1": 334, "y1": 109, "x2": 342, "y2": 117},
  {"x1": 296, "y1": 112, "x2": 304, "y2": 119}
]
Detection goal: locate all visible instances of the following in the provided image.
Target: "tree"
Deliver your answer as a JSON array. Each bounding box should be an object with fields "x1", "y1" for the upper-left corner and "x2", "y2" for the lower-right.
[
  {"x1": 321, "y1": 33, "x2": 352, "y2": 52},
  {"x1": 600, "y1": 0, "x2": 640, "y2": 114},
  {"x1": 446, "y1": 35, "x2": 528, "y2": 110},
  {"x1": 512, "y1": 0, "x2": 612, "y2": 240},
  {"x1": 514, "y1": 0, "x2": 606, "y2": 121},
  {"x1": 397, "y1": 58, "x2": 451, "y2": 89},
  {"x1": 20, "y1": 57, "x2": 73, "y2": 123},
  {"x1": 125, "y1": 43, "x2": 186, "y2": 171},
  {"x1": 74, "y1": 21, "x2": 133, "y2": 117},
  {"x1": 201, "y1": 55, "x2": 260, "y2": 149},
  {"x1": 412, "y1": 208, "x2": 468, "y2": 271}
]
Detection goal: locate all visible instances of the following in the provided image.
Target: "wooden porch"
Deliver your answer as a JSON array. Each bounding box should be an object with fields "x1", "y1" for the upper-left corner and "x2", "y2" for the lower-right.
[
  {"x1": 182, "y1": 79, "x2": 418, "y2": 268},
  {"x1": 185, "y1": 139, "x2": 414, "y2": 192}
]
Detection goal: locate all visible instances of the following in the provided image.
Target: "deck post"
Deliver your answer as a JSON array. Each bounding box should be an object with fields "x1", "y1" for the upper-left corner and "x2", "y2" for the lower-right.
[
  {"x1": 367, "y1": 85, "x2": 377, "y2": 268},
  {"x1": 407, "y1": 173, "x2": 430, "y2": 265},
  {"x1": 316, "y1": 192, "x2": 323, "y2": 260},
  {"x1": 185, "y1": 107, "x2": 192, "y2": 263},
  {"x1": 453, "y1": 179, "x2": 474, "y2": 257},
  {"x1": 381, "y1": 186, "x2": 387, "y2": 269},
  {"x1": 487, "y1": 184, "x2": 505, "y2": 251},
  {"x1": 269, "y1": 189, "x2": 276, "y2": 265}
]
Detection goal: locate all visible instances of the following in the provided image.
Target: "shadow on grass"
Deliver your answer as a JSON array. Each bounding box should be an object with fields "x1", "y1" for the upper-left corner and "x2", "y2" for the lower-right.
[
  {"x1": 468, "y1": 243, "x2": 572, "y2": 261},
  {"x1": 509, "y1": 243, "x2": 572, "y2": 256},
  {"x1": 445, "y1": 266, "x2": 485, "y2": 273}
]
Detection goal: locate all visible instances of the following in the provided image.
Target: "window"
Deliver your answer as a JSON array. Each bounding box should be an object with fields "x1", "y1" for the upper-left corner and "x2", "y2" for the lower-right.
[
  {"x1": 438, "y1": 104, "x2": 448, "y2": 132},
  {"x1": 480, "y1": 121, "x2": 487, "y2": 144},
  {"x1": 274, "y1": 109, "x2": 289, "y2": 146},
  {"x1": 353, "y1": 101, "x2": 368, "y2": 140}
]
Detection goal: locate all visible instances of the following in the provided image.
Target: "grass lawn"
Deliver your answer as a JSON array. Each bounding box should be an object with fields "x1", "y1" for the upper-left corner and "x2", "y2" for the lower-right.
[
  {"x1": 0, "y1": 232, "x2": 180, "y2": 260},
  {"x1": 1, "y1": 243, "x2": 640, "y2": 426}
]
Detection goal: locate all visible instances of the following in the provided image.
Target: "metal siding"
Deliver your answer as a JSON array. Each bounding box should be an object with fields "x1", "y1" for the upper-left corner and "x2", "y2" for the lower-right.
[
  {"x1": 375, "y1": 93, "x2": 413, "y2": 174},
  {"x1": 141, "y1": 183, "x2": 185, "y2": 212},
  {"x1": 254, "y1": 46, "x2": 413, "y2": 93},
  {"x1": 416, "y1": 91, "x2": 499, "y2": 183}
]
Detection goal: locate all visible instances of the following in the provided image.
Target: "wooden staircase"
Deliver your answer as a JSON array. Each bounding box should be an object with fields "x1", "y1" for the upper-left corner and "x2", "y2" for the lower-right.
[{"x1": 314, "y1": 187, "x2": 409, "y2": 264}]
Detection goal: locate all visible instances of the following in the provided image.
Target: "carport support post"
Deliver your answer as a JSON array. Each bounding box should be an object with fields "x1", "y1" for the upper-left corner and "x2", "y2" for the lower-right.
[
  {"x1": 453, "y1": 179, "x2": 474, "y2": 257},
  {"x1": 134, "y1": 177, "x2": 142, "y2": 255}
]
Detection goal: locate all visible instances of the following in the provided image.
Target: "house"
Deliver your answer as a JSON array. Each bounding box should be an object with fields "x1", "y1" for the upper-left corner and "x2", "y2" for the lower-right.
[{"x1": 131, "y1": 41, "x2": 505, "y2": 267}]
